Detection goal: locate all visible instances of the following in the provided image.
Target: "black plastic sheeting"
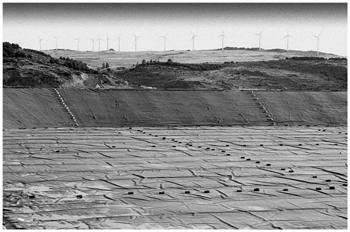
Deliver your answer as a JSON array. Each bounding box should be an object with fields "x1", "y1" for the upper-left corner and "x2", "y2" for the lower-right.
[{"x1": 3, "y1": 126, "x2": 347, "y2": 229}]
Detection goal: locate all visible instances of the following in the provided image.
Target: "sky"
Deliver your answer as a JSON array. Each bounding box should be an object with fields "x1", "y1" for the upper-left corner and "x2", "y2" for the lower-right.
[{"x1": 2, "y1": 2, "x2": 348, "y2": 56}]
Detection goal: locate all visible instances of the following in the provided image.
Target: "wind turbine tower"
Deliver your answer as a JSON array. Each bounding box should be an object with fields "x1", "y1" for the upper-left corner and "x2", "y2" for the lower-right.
[
  {"x1": 284, "y1": 31, "x2": 292, "y2": 52},
  {"x1": 160, "y1": 33, "x2": 168, "y2": 51},
  {"x1": 117, "y1": 35, "x2": 121, "y2": 52},
  {"x1": 89, "y1": 38, "x2": 95, "y2": 52},
  {"x1": 75, "y1": 38, "x2": 80, "y2": 51},
  {"x1": 219, "y1": 31, "x2": 227, "y2": 51},
  {"x1": 313, "y1": 33, "x2": 321, "y2": 55},
  {"x1": 133, "y1": 34, "x2": 140, "y2": 52},
  {"x1": 38, "y1": 37, "x2": 43, "y2": 51},
  {"x1": 106, "y1": 36, "x2": 110, "y2": 50},
  {"x1": 255, "y1": 31, "x2": 262, "y2": 51},
  {"x1": 191, "y1": 32, "x2": 198, "y2": 51},
  {"x1": 97, "y1": 35, "x2": 102, "y2": 52},
  {"x1": 53, "y1": 36, "x2": 59, "y2": 50}
]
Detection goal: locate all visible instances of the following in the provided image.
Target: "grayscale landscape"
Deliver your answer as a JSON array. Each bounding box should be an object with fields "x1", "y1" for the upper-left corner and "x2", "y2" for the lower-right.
[{"x1": 3, "y1": 3, "x2": 347, "y2": 229}]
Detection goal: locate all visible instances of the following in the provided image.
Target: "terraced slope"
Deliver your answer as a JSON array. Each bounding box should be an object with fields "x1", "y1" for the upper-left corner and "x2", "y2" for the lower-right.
[{"x1": 3, "y1": 89, "x2": 347, "y2": 129}]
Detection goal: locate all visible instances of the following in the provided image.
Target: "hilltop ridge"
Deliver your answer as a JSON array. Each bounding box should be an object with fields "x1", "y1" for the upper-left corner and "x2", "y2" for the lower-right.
[{"x1": 3, "y1": 42, "x2": 347, "y2": 91}]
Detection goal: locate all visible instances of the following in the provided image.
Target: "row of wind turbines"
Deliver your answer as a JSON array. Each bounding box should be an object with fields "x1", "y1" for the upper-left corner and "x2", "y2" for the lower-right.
[
  {"x1": 254, "y1": 31, "x2": 321, "y2": 54},
  {"x1": 36, "y1": 31, "x2": 323, "y2": 54}
]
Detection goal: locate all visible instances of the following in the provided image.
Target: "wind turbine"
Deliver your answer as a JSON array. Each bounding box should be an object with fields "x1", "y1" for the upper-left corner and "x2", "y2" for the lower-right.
[
  {"x1": 255, "y1": 31, "x2": 262, "y2": 51},
  {"x1": 313, "y1": 33, "x2": 321, "y2": 55},
  {"x1": 133, "y1": 34, "x2": 140, "y2": 52},
  {"x1": 191, "y1": 32, "x2": 198, "y2": 51},
  {"x1": 38, "y1": 37, "x2": 43, "y2": 51},
  {"x1": 160, "y1": 33, "x2": 168, "y2": 51},
  {"x1": 106, "y1": 36, "x2": 110, "y2": 50},
  {"x1": 283, "y1": 31, "x2": 292, "y2": 52},
  {"x1": 97, "y1": 35, "x2": 102, "y2": 52},
  {"x1": 89, "y1": 38, "x2": 95, "y2": 52},
  {"x1": 53, "y1": 36, "x2": 59, "y2": 50},
  {"x1": 116, "y1": 35, "x2": 121, "y2": 52},
  {"x1": 74, "y1": 38, "x2": 80, "y2": 51},
  {"x1": 219, "y1": 31, "x2": 227, "y2": 51}
]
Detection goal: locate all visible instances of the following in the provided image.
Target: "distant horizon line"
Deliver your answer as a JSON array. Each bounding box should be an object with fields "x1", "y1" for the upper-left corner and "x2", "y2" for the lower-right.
[
  {"x1": 5, "y1": 41, "x2": 345, "y2": 57},
  {"x1": 42, "y1": 47, "x2": 345, "y2": 58}
]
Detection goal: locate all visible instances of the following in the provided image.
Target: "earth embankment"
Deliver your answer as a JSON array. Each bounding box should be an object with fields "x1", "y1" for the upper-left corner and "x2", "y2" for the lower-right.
[
  {"x1": 255, "y1": 91, "x2": 347, "y2": 126},
  {"x1": 3, "y1": 88, "x2": 73, "y2": 129},
  {"x1": 3, "y1": 89, "x2": 347, "y2": 129},
  {"x1": 59, "y1": 89, "x2": 269, "y2": 127}
]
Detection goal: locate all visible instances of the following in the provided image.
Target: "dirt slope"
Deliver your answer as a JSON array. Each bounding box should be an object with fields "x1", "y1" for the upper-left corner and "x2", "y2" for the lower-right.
[{"x1": 3, "y1": 89, "x2": 347, "y2": 129}]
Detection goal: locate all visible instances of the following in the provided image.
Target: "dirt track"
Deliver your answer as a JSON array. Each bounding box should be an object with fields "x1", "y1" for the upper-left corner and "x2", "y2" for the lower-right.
[
  {"x1": 3, "y1": 89, "x2": 347, "y2": 129},
  {"x1": 3, "y1": 126, "x2": 347, "y2": 229}
]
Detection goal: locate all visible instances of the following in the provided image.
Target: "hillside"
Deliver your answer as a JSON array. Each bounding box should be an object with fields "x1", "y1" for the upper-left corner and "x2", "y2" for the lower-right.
[
  {"x1": 45, "y1": 48, "x2": 347, "y2": 91},
  {"x1": 113, "y1": 59, "x2": 347, "y2": 91},
  {"x1": 3, "y1": 42, "x2": 129, "y2": 89},
  {"x1": 45, "y1": 48, "x2": 343, "y2": 69},
  {"x1": 3, "y1": 42, "x2": 347, "y2": 91}
]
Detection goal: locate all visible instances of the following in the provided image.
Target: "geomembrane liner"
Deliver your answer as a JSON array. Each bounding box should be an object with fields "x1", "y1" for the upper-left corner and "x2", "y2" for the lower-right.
[{"x1": 3, "y1": 126, "x2": 347, "y2": 229}]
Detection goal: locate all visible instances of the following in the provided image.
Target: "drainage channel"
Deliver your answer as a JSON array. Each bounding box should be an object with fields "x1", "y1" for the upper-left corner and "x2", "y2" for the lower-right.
[
  {"x1": 250, "y1": 91, "x2": 276, "y2": 126},
  {"x1": 51, "y1": 88, "x2": 79, "y2": 127}
]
